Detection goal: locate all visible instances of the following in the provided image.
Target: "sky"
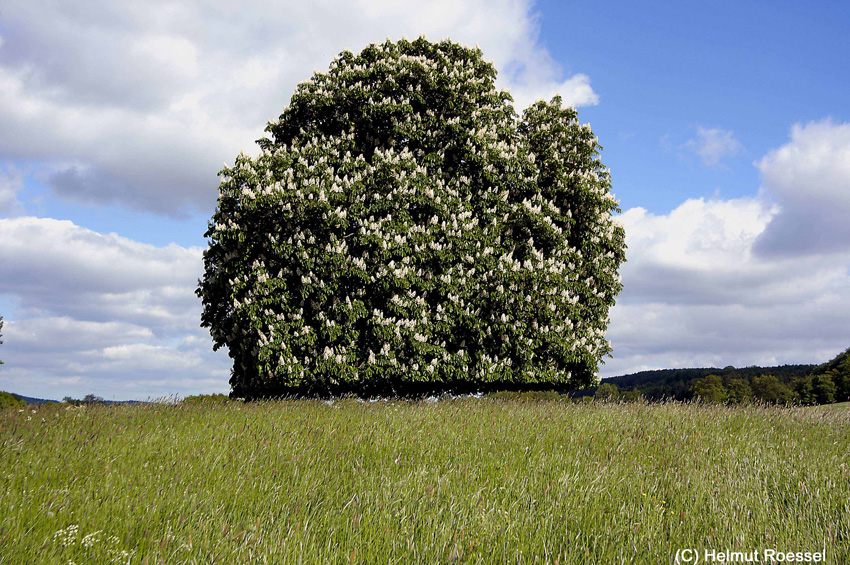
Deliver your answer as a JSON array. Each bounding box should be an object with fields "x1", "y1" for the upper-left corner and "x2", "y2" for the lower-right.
[{"x1": 1, "y1": 0, "x2": 849, "y2": 400}]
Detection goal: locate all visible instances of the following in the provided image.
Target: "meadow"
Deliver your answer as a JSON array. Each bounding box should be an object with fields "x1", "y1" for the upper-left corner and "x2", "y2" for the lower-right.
[{"x1": 1, "y1": 399, "x2": 848, "y2": 564}]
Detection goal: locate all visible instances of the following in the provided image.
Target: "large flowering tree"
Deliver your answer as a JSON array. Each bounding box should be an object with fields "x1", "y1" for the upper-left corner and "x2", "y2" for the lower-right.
[{"x1": 198, "y1": 38, "x2": 625, "y2": 398}]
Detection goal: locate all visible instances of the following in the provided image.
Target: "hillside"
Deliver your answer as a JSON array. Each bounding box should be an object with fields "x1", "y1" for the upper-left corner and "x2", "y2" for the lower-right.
[
  {"x1": 603, "y1": 364, "x2": 815, "y2": 401},
  {"x1": 598, "y1": 348, "x2": 850, "y2": 406},
  {"x1": 9, "y1": 393, "x2": 60, "y2": 406}
]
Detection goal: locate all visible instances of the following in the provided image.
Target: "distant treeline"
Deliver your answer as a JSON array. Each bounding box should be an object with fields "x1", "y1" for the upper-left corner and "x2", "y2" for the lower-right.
[
  {"x1": 4, "y1": 349, "x2": 848, "y2": 408},
  {"x1": 590, "y1": 348, "x2": 850, "y2": 406}
]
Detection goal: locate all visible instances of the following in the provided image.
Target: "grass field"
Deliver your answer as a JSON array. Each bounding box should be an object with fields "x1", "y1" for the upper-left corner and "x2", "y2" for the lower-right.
[{"x1": 2, "y1": 399, "x2": 848, "y2": 564}]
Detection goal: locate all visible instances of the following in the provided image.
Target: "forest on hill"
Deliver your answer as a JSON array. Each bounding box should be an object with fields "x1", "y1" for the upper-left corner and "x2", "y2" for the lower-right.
[{"x1": 595, "y1": 348, "x2": 850, "y2": 405}]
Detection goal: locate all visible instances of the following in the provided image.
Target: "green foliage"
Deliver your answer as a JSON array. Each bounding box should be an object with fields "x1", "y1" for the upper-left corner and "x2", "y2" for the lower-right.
[
  {"x1": 606, "y1": 365, "x2": 814, "y2": 401},
  {"x1": 691, "y1": 375, "x2": 727, "y2": 403},
  {"x1": 485, "y1": 390, "x2": 565, "y2": 402},
  {"x1": 811, "y1": 374, "x2": 836, "y2": 405},
  {"x1": 594, "y1": 381, "x2": 620, "y2": 401},
  {"x1": 0, "y1": 391, "x2": 25, "y2": 410},
  {"x1": 794, "y1": 376, "x2": 816, "y2": 406},
  {"x1": 604, "y1": 364, "x2": 839, "y2": 405},
  {"x1": 181, "y1": 393, "x2": 231, "y2": 405},
  {"x1": 724, "y1": 377, "x2": 752, "y2": 404},
  {"x1": 619, "y1": 389, "x2": 644, "y2": 402},
  {"x1": 614, "y1": 357, "x2": 850, "y2": 407},
  {"x1": 63, "y1": 394, "x2": 106, "y2": 406},
  {"x1": 198, "y1": 38, "x2": 626, "y2": 398},
  {"x1": 810, "y1": 347, "x2": 850, "y2": 402},
  {"x1": 1, "y1": 401, "x2": 848, "y2": 563},
  {"x1": 750, "y1": 375, "x2": 792, "y2": 405}
]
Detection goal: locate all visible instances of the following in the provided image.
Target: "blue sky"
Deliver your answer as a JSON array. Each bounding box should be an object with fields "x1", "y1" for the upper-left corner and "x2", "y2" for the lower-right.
[
  {"x1": 1, "y1": 0, "x2": 849, "y2": 399},
  {"x1": 536, "y1": 0, "x2": 850, "y2": 212}
]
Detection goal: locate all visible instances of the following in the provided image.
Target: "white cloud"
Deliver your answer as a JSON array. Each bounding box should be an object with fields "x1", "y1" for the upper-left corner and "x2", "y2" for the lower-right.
[
  {"x1": 755, "y1": 119, "x2": 850, "y2": 256},
  {"x1": 0, "y1": 163, "x2": 24, "y2": 213},
  {"x1": 509, "y1": 73, "x2": 599, "y2": 116},
  {"x1": 602, "y1": 197, "x2": 850, "y2": 378},
  {"x1": 604, "y1": 120, "x2": 850, "y2": 377},
  {"x1": 130, "y1": 35, "x2": 200, "y2": 79},
  {"x1": 0, "y1": 0, "x2": 597, "y2": 215},
  {"x1": 685, "y1": 126, "x2": 743, "y2": 167},
  {"x1": 0, "y1": 217, "x2": 202, "y2": 329},
  {"x1": 0, "y1": 217, "x2": 230, "y2": 399}
]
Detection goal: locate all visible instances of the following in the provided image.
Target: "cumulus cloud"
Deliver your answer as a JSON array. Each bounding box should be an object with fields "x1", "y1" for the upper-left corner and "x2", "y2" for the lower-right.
[
  {"x1": 509, "y1": 74, "x2": 599, "y2": 117},
  {"x1": 0, "y1": 163, "x2": 24, "y2": 213},
  {"x1": 685, "y1": 126, "x2": 743, "y2": 167},
  {"x1": 602, "y1": 197, "x2": 850, "y2": 378},
  {"x1": 0, "y1": 0, "x2": 597, "y2": 215},
  {"x1": 603, "y1": 120, "x2": 850, "y2": 377},
  {"x1": 754, "y1": 119, "x2": 850, "y2": 256},
  {"x1": 0, "y1": 217, "x2": 230, "y2": 399},
  {"x1": 0, "y1": 217, "x2": 202, "y2": 328}
]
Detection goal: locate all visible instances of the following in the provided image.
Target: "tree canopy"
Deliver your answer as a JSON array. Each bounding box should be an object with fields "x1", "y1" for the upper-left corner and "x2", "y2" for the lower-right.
[
  {"x1": 0, "y1": 391, "x2": 25, "y2": 411},
  {"x1": 594, "y1": 382, "x2": 620, "y2": 401},
  {"x1": 810, "y1": 347, "x2": 850, "y2": 403},
  {"x1": 198, "y1": 38, "x2": 626, "y2": 398}
]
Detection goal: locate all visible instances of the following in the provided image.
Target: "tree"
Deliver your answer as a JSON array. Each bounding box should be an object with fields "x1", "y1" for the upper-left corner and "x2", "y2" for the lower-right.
[
  {"x1": 594, "y1": 382, "x2": 620, "y2": 402},
  {"x1": 811, "y1": 374, "x2": 836, "y2": 405},
  {"x1": 620, "y1": 389, "x2": 643, "y2": 402},
  {"x1": 724, "y1": 377, "x2": 752, "y2": 404},
  {"x1": 182, "y1": 393, "x2": 230, "y2": 405},
  {"x1": 198, "y1": 38, "x2": 626, "y2": 398},
  {"x1": 691, "y1": 375, "x2": 727, "y2": 403},
  {"x1": 751, "y1": 374, "x2": 792, "y2": 405},
  {"x1": 794, "y1": 376, "x2": 815, "y2": 405},
  {"x1": 0, "y1": 391, "x2": 25, "y2": 411},
  {"x1": 809, "y1": 347, "x2": 850, "y2": 403},
  {"x1": 63, "y1": 394, "x2": 105, "y2": 405}
]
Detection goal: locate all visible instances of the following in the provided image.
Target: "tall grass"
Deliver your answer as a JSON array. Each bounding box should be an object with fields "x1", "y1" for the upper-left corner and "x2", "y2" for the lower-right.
[{"x1": 1, "y1": 400, "x2": 848, "y2": 563}]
